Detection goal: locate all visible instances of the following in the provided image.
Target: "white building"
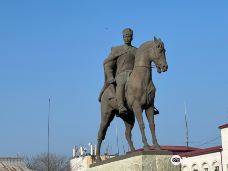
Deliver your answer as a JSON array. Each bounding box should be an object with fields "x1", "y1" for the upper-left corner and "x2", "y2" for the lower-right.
[
  {"x1": 221, "y1": 124, "x2": 228, "y2": 170},
  {"x1": 70, "y1": 123, "x2": 228, "y2": 171},
  {"x1": 181, "y1": 123, "x2": 228, "y2": 171}
]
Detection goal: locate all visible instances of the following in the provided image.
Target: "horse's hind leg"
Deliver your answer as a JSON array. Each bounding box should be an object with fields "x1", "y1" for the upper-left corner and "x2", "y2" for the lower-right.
[
  {"x1": 145, "y1": 106, "x2": 161, "y2": 150},
  {"x1": 132, "y1": 103, "x2": 150, "y2": 150},
  {"x1": 120, "y1": 112, "x2": 135, "y2": 152},
  {"x1": 96, "y1": 108, "x2": 115, "y2": 162}
]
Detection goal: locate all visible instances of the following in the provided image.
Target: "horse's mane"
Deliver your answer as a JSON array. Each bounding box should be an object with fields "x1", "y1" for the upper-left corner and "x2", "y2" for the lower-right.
[
  {"x1": 137, "y1": 38, "x2": 164, "y2": 52},
  {"x1": 138, "y1": 40, "x2": 154, "y2": 51}
]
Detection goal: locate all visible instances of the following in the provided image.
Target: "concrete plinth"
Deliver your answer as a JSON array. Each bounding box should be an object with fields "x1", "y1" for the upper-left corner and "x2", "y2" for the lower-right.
[{"x1": 87, "y1": 151, "x2": 181, "y2": 171}]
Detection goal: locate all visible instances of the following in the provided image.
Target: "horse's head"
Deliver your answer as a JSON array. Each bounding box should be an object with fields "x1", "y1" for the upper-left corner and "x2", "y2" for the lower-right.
[{"x1": 150, "y1": 37, "x2": 168, "y2": 73}]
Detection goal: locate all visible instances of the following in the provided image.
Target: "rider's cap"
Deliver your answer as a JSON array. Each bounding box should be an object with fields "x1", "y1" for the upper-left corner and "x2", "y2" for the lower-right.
[{"x1": 122, "y1": 28, "x2": 133, "y2": 36}]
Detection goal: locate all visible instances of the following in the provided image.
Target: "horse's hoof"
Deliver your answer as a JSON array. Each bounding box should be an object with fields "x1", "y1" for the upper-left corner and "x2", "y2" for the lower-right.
[
  {"x1": 130, "y1": 147, "x2": 136, "y2": 152},
  {"x1": 143, "y1": 145, "x2": 150, "y2": 151},
  {"x1": 154, "y1": 144, "x2": 161, "y2": 150}
]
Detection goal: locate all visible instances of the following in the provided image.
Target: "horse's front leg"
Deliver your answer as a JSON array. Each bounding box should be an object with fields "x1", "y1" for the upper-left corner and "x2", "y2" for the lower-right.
[
  {"x1": 145, "y1": 106, "x2": 160, "y2": 150},
  {"x1": 133, "y1": 103, "x2": 150, "y2": 150}
]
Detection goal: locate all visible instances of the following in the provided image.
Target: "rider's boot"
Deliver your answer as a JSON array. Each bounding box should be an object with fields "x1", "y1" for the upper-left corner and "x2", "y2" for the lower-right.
[{"x1": 118, "y1": 103, "x2": 127, "y2": 115}]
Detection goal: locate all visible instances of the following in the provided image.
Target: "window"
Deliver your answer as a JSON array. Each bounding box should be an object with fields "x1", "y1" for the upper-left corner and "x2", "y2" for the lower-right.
[
  {"x1": 215, "y1": 166, "x2": 219, "y2": 171},
  {"x1": 202, "y1": 162, "x2": 209, "y2": 171},
  {"x1": 182, "y1": 166, "x2": 190, "y2": 171},
  {"x1": 192, "y1": 164, "x2": 199, "y2": 171}
]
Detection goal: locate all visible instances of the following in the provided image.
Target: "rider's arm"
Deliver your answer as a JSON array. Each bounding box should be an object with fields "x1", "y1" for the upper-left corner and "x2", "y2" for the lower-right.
[{"x1": 104, "y1": 59, "x2": 116, "y2": 84}]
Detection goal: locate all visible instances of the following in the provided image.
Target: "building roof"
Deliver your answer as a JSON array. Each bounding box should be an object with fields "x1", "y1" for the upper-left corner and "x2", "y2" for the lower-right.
[
  {"x1": 136, "y1": 145, "x2": 201, "y2": 155},
  {"x1": 179, "y1": 145, "x2": 222, "y2": 157},
  {"x1": 0, "y1": 157, "x2": 34, "y2": 171},
  {"x1": 218, "y1": 123, "x2": 228, "y2": 129}
]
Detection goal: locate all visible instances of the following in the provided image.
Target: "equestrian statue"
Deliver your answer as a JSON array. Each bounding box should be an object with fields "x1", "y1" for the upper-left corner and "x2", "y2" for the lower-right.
[{"x1": 96, "y1": 28, "x2": 168, "y2": 161}]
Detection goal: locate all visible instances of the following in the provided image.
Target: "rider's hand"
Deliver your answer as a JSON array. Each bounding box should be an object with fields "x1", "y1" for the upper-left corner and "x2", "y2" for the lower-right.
[{"x1": 108, "y1": 78, "x2": 115, "y2": 84}]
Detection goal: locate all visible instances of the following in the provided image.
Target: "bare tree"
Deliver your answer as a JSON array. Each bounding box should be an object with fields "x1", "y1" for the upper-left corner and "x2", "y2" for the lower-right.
[{"x1": 24, "y1": 153, "x2": 70, "y2": 171}]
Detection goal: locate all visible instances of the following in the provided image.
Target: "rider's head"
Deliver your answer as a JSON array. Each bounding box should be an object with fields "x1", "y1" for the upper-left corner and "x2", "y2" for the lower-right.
[{"x1": 122, "y1": 28, "x2": 133, "y2": 45}]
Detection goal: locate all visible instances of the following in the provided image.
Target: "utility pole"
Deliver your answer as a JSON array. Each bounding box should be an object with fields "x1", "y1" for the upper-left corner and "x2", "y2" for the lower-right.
[
  {"x1": 184, "y1": 101, "x2": 189, "y2": 148},
  {"x1": 48, "y1": 98, "x2": 51, "y2": 171},
  {"x1": 226, "y1": 107, "x2": 228, "y2": 121}
]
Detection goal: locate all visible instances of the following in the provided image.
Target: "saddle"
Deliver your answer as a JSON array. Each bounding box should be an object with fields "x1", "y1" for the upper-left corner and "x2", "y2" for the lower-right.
[{"x1": 98, "y1": 81, "x2": 159, "y2": 115}]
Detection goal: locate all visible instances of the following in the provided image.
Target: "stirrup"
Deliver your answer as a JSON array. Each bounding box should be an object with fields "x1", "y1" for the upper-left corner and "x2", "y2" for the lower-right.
[{"x1": 119, "y1": 105, "x2": 127, "y2": 114}]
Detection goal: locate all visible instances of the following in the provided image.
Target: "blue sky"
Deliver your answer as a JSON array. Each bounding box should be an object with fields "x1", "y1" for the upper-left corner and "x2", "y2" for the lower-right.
[{"x1": 0, "y1": 0, "x2": 227, "y2": 157}]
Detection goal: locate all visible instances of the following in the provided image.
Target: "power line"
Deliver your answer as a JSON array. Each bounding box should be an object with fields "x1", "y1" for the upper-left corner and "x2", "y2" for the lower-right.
[{"x1": 197, "y1": 136, "x2": 221, "y2": 147}]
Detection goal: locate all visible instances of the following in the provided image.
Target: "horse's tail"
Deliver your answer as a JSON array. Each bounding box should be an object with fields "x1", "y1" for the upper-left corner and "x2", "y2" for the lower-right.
[
  {"x1": 98, "y1": 85, "x2": 106, "y2": 102},
  {"x1": 98, "y1": 83, "x2": 116, "y2": 102}
]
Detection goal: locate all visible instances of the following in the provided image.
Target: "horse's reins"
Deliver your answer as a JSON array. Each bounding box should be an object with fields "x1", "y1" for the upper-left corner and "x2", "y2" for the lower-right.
[{"x1": 134, "y1": 65, "x2": 156, "y2": 69}]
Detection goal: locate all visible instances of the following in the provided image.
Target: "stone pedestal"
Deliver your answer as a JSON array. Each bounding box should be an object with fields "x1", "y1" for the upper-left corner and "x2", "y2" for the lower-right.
[{"x1": 87, "y1": 150, "x2": 181, "y2": 171}]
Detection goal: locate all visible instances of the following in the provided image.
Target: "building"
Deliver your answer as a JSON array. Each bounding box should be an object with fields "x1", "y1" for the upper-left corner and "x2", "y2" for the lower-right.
[
  {"x1": 70, "y1": 123, "x2": 228, "y2": 171},
  {"x1": 180, "y1": 123, "x2": 228, "y2": 171},
  {"x1": 0, "y1": 157, "x2": 34, "y2": 171},
  {"x1": 70, "y1": 144, "x2": 115, "y2": 171},
  {"x1": 70, "y1": 155, "x2": 115, "y2": 171}
]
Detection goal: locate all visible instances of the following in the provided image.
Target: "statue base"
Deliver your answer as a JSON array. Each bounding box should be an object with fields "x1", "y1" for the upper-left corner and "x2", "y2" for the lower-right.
[{"x1": 87, "y1": 150, "x2": 181, "y2": 171}]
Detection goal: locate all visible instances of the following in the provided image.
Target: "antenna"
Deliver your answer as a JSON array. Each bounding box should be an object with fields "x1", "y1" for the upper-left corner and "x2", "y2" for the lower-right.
[
  {"x1": 116, "y1": 125, "x2": 119, "y2": 155},
  {"x1": 105, "y1": 143, "x2": 109, "y2": 155},
  {"x1": 73, "y1": 145, "x2": 77, "y2": 158},
  {"x1": 184, "y1": 101, "x2": 189, "y2": 148},
  {"x1": 80, "y1": 146, "x2": 83, "y2": 156},
  {"x1": 110, "y1": 144, "x2": 112, "y2": 155},
  {"x1": 226, "y1": 107, "x2": 228, "y2": 121},
  {"x1": 48, "y1": 98, "x2": 50, "y2": 171},
  {"x1": 122, "y1": 139, "x2": 126, "y2": 154}
]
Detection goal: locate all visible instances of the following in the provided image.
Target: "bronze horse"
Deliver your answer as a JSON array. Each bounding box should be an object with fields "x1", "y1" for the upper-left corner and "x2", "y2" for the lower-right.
[{"x1": 96, "y1": 37, "x2": 168, "y2": 161}]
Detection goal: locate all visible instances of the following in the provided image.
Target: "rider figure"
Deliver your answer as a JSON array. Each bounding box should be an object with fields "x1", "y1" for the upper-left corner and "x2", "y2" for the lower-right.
[{"x1": 101, "y1": 28, "x2": 137, "y2": 115}]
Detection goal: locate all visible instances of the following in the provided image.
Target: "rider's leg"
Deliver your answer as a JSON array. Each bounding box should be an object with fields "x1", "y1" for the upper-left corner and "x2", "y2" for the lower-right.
[{"x1": 116, "y1": 73, "x2": 127, "y2": 114}]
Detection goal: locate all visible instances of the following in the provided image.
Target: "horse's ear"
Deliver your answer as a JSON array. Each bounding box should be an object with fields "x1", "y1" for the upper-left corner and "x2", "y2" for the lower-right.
[{"x1": 154, "y1": 36, "x2": 158, "y2": 41}]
